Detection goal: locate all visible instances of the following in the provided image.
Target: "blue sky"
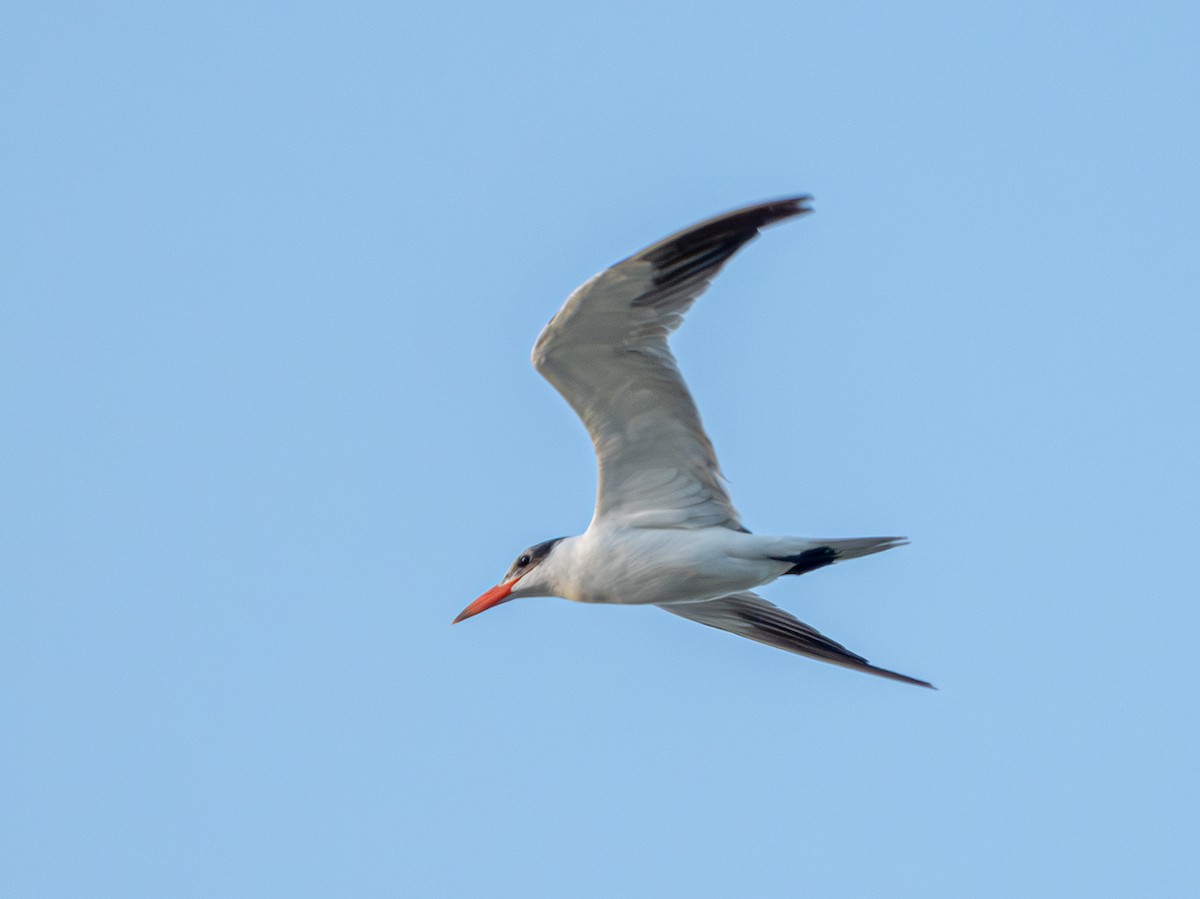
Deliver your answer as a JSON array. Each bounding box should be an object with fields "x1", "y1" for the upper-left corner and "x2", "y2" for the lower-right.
[{"x1": 3, "y1": 1, "x2": 1198, "y2": 895}]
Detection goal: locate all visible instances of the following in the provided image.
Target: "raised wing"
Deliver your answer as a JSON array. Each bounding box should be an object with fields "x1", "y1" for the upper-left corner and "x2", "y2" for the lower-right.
[
  {"x1": 533, "y1": 198, "x2": 811, "y2": 530},
  {"x1": 658, "y1": 592, "x2": 933, "y2": 688}
]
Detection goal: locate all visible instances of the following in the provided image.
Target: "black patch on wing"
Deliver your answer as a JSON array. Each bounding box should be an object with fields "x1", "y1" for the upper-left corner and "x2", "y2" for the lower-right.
[
  {"x1": 730, "y1": 602, "x2": 934, "y2": 688},
  {"x1": 771, "y1": 546, "x2": 839, "y2": 576},
  {"x1": 631, "y1": 197, "x2": 812, "y2": 300},
  {"x1": 657, "y1": 595, "x2": 935, "y2": 688},
  {"x1": 730, "y1": 599, "x2": 871, "y2": 665}
]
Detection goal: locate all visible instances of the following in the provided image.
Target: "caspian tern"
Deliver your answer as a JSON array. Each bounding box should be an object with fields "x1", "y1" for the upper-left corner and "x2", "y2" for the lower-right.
[{"x1": 455, "y1": 197, "x2": 932, "y2": 688}]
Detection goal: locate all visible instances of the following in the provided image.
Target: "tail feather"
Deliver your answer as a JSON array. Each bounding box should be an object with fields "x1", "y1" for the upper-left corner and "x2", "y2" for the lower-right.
[{"x1": 772, "y1": 537, "x2": 907, "y2": 576}]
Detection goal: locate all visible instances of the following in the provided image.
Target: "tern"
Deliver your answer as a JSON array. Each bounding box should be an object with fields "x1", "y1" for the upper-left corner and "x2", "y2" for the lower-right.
[{"x1": 455, "y1": 197, "x2": 932, "y2": 688}]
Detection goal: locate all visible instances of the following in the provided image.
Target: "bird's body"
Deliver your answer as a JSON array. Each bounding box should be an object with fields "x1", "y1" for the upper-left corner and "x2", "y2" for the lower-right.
[
  {"x1": 524, "y1": 527, "x2": 900, "y2": 608},
  {"x1": 531, "y1": 526, "x2": 778, "y2": 606},
  {"x1": 455, "y1": 197, "x2": 932, "y2": 688}
]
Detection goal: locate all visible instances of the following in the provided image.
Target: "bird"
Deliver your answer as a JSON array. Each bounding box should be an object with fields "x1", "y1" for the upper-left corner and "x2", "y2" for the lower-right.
[{"x1": 454, "y1": 197, "x2": 932, "y2": 688}]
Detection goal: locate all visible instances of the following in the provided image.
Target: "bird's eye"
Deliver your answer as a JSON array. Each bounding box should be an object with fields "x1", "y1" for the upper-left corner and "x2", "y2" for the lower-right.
[{"x1": 517, "y1": 554, "x2": 532, "y2": 567}]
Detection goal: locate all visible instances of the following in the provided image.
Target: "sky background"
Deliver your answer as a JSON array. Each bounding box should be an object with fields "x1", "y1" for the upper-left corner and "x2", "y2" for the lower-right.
[{"x1": 3, "y1": 1, "x2": 1198, "y2": 896}]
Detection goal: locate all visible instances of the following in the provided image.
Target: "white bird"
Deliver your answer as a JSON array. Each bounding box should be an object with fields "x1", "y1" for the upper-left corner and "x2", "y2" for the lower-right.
[{"x1": 455, "y1": 197, "x2": 932, "y2": 688}]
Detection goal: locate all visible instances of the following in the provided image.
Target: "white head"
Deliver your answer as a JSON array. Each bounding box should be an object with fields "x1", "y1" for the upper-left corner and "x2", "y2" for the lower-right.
[{"x1": 453, "y1": 537, "x2": 566, "y2": 624}]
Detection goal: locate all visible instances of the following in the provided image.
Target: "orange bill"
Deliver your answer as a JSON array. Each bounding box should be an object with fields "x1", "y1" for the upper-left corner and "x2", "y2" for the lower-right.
[{"x1": 453, "y1": 577, "x2": 520, "y2": 624}]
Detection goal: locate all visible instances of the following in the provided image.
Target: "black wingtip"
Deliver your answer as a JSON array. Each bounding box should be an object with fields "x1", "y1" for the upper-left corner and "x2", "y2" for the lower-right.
[
  {"x1": 632, "y1": 196, "x2": 813, "y2": 294},
  {"x1": 748, "y1": 195, "x2": 814, "y2": 224},
  {"x1": 877, "y1": 669, "x2": 937, "y2": 689},
  {"x1": 652, "y1": 196, "x2": 814, "y2": 257},
  {"x1": 758, "y1": 195, "x2": 814, "y2": 220}
]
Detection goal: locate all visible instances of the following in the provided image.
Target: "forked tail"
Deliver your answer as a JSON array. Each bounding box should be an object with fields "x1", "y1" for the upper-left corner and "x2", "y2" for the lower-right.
[{"x1": 771, "y1": 536, "x2": 908, "y2": 576}]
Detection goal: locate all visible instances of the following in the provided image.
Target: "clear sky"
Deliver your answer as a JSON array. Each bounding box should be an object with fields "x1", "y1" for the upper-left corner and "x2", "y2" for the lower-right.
[{"x1": 3, "y1": 2, "x2": 1198, "y2": 896}]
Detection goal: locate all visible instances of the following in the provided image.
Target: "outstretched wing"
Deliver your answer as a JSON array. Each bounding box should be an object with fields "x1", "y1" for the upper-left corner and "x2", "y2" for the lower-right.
[
  {"x1": 658, "y1": 592, "x2": 933, "y2": 688},
  {"x1": 533, "y1": 197, "x2": 811, "y2": 530}
]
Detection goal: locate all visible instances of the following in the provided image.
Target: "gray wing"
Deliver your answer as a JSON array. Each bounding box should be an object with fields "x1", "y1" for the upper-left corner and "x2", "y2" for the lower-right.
[
  {"x1": 533, "y1": 198, "x2": 811, "y2": 530},
  {"x1": 658, "y1": 592, "x2": 933, "y2": 688}
]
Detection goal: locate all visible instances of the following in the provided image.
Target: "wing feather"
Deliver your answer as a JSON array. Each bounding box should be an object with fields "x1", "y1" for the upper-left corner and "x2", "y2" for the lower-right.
[
  {"x1": 533, "y1": 198, "x2": 811, "y2": 530},
  {"x1": 659, "y1": 592, "x2": 934, "y2": 688}
]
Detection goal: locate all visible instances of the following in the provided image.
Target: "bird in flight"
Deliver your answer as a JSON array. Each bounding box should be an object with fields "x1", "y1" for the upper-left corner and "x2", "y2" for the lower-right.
[{"x1": 454, "y1": 197, "x2": 932, "y2": 688}]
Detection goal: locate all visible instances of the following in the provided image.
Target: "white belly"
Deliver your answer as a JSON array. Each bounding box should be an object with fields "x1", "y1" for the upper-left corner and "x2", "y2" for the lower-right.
[{"x1": 562, "y1": 525, "x2": 780, "y2": 605}]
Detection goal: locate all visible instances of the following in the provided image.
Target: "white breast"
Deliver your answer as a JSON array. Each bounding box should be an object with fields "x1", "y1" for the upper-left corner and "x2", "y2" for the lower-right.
[{"x1": 558, "y1": 525, "x2": 783, "y2": 606}]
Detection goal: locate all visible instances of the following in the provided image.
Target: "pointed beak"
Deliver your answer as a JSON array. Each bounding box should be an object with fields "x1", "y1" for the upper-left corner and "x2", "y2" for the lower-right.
[{"x1": 453, "y1": 576, "x2": 521, "y2": 624}]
